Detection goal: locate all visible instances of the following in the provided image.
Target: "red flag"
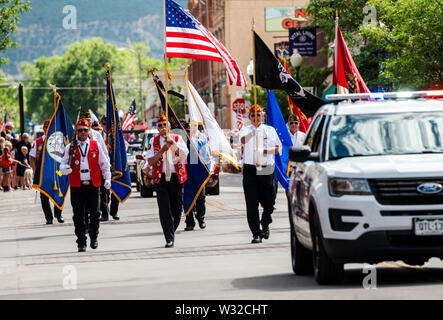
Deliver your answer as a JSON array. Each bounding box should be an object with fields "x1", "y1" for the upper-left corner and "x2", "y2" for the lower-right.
[
  {"x1": 333, "y1": 23, "x2": 370, "y2": 94},
  {"x1": 282, "y1": 59, "x2": 311, "y2": 133}
]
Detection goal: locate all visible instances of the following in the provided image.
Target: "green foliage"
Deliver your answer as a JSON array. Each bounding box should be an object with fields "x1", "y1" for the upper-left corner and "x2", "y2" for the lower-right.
[
  {"x1": 0, "y1": 0, "x2": 31, "y2": 66},
  {"x1": 21, "y1": 38, "x2": 185, "y2": 124},
  {"x1": 0, "y1": 71, "x2": 19, "y2": 124},
  {"x1": 307, "y1": 0, "x2": 443, "y2": 90},
  {"x1": 360, "y1": 0, "x2": 442, "y2": 89}
]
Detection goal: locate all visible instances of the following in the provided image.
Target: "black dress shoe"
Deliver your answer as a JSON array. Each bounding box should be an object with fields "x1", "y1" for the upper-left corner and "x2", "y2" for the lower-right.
[
  {"x1": 100, "y1": 216, "x2": 109, "y2": 222},
  {"x1": 110, "y1": 214, "x2": 120, "y2": 220},
  {"x1": 251, "y1": 236, "x2": 262, "y2": 244},
  {"x1": 197, "y1": 219, "x2": 206, "y2": 229},
  {"x1": 90, "y1": 238, "x2": 98, "y2": 249},
  {"x1": 46, "y1": 220, "x2": 53, "y2": 225},
  {"x1": 78, "y1": 245, "x2": 87, "y2": 252},
  {"x1": 165, "y1": 241, "x2": 174, "y2": 248},
  {"x1": 262, "y1": 227, "x2": 270, "y2": 240},
  {"x1": 184, "y1": 225, "x2": 194, "y2": 231},
  {"x1": 57, "y1": 216, "x2": 64, "y2": 223}
]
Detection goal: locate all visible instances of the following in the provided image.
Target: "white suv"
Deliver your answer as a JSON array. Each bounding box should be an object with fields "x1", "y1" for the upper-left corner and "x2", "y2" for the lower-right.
[{"x1": 288, "y1": 97, "x2": 443, "y2": 284}]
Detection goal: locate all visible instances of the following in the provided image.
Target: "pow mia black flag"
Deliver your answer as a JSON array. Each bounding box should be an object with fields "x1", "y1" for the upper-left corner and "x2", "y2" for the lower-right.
[{"x1": 254, "y1": 31, "x2": 327, "y2": 117}]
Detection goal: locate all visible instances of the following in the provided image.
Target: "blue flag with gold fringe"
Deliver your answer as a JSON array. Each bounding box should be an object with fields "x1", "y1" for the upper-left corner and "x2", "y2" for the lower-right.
[
  {"x1": 266, "y1": 90, "x2": 293, "y2": 191},
  {"x1": 153, "y1": 75, "x2": 210, "y2": 215},
  {"x1": 32, "y1": 93, "x2": 74, "y2": 209},
  {"x1": 105, "y1": 64, "x2": 132, "y2": 202}
]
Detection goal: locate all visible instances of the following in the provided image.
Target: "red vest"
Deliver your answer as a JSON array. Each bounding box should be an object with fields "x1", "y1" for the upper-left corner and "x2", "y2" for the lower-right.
[
  {"x1": 152, "y1": 134, "x2": 187, "y2": 184},
  {"x1": 69, "y1": 140, "x2": 102, "y2": 188},
  {"x1": 34, "y1": 137, "x2": 44, "y2": 163}
]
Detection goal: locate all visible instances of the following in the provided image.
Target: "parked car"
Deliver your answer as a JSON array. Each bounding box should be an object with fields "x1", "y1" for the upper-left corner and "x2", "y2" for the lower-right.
[
  {"x1": 287, "y1": 92, "x2": 443, "y2": 285},
  {"x1": 136, "y1": 128, "x2": 159, "y2": 197}
]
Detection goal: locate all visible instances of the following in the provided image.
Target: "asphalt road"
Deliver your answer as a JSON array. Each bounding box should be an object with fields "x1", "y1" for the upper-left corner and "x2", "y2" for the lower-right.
[{"x1": 1, "y1": 173, "x2": 443, "y2": 300}]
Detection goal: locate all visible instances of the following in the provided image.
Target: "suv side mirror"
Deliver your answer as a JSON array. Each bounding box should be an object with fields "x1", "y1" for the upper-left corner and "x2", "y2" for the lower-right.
[{"x1": 289, "y1": 146, "x2": 320, "y2": 162}]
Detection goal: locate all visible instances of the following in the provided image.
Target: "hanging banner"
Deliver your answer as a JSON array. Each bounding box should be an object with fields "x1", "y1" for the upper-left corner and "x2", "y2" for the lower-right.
[
  {"x1": 274, "y1": 41, "x2": 290, "y2": 60},
  {"x1": 265, "y1": 7, "x2": 310, "y2": 32},
  {"x1": 289, "y1": 27, "x2": 317, "y2": 56}
]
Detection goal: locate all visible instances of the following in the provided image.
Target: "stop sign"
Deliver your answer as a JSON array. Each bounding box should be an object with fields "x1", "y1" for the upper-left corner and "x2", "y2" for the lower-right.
[{"x1": 232, "y1": 98, "x2": 246, "y2": 114}]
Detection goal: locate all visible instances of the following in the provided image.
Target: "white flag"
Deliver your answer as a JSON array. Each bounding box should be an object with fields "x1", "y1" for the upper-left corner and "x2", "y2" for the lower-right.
[
  {"x1": 186, "y1": 76, "x2": 239, "y2": 169},
  {"x1": 88, "y1": 109, "x2": 99, "y2": 123}
]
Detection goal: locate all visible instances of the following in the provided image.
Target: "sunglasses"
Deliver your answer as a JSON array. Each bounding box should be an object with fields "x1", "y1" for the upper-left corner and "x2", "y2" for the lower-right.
[
  {"x1": 289, "y1": 121, "x2": 299, "y2": 125},
  {"x1": 157, "y1": 123, "x2": 167, "y2": 128},
  {"x1": 77, "y1": 128, "x2": 89, "y2": 133}
]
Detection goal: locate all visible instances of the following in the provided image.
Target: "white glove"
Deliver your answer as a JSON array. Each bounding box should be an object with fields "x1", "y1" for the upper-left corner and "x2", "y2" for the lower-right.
[
  {"x1": 104, "y1": 179, "x2": 111, "y2": 190},
  {"x1": 60, "y1": 166, "x2": 72, "y2": 175}
]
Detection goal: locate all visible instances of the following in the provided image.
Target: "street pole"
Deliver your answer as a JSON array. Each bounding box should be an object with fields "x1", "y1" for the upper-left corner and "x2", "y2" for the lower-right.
[{"x1": 19, "y1": 84, "x2": 24, "y2": 135}]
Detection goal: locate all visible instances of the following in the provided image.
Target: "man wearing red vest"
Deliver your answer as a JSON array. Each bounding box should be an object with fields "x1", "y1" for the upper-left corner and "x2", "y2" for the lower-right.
[
  {"x1": 145, "y1": 115, "x2": 189, "y2": 248},
  {"x1": 60, "y1": 119, "x2": 111, "y2": 252},
  {"x1": 30, "y1": 120, "x2": 64, "y2": 224}
]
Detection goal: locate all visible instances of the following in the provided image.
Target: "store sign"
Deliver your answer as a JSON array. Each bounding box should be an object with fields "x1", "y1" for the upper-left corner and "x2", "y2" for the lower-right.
[
  {"x1": 265, "y1": 6, "x2": 310, "y2": 32},
  {"x1": 289, "y1": 27, "x2": 317, "y2": 56}
]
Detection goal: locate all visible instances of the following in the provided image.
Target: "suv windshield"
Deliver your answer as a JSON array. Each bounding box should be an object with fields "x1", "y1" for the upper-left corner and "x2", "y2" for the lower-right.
[{"x1": 328, "y1": 112, "x2": 443, "y2": 160}]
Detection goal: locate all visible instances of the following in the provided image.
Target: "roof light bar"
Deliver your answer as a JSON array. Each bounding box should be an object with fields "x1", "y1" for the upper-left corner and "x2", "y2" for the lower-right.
[{"x1": 326, "y1": 90, "x2": 443, "y2": 101}]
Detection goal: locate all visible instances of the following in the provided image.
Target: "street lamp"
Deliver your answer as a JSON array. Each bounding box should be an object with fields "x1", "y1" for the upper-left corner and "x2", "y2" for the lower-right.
[
  {"x1": 246, "y1": 59, "x2": 254, "y2": 85},
  {"x1": 117, "y1": 47, "x2": 143, "y2": 122},
  {"x1": 290, "y1": 49, "x2": 302, "y2": 83}
]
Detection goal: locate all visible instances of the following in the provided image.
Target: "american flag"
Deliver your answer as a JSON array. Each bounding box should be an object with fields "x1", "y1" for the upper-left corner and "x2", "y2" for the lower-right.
[
  {"x1": 165, "y1": 0, "x2": 247, "y2": 88},
  {"x1": 121, "y1": 99, "x2": 138, "y2": 131},
  {"x1": 237, "y1": 112, "x2": 244, "y2": 131}
]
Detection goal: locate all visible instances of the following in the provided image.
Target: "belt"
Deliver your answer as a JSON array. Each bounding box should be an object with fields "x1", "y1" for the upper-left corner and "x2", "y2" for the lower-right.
[
  {"x1": 81, "y1": 180, "x2": 91, "y2": 186},
  {"x1": 80, "y1": 169, "x2": 89, "y2": 173},
  {"x1": 244, "y1": 164, "x2": 274, "y2": 169}
]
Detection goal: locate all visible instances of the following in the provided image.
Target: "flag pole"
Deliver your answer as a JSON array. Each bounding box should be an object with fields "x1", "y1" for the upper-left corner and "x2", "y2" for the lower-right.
[
  {"x1": 164, "y1": 0, "x2": 170, "y2": 178},
  {"x1": 49, "y1": 84, "x2": 58, "y2": 192},
  {"x1": 251, "y1": 18, "x2": 259, "y2": 167},
  {"x1": 335, "y1": 10, "x2": 340, "y2": 94}
]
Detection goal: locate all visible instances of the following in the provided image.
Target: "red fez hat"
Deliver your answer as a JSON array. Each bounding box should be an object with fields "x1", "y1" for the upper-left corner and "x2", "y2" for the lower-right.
[
  {"x1": 249, "y1": 104, "x2": 263, "y2": 114},
  {"x1": 157, "y1": 114, "x2": 168, "y2": 123},
  {"x1": 43, "y1": 120, "x2": 50, "y2": 127},
  {"x1": 76, "y1": 118, "x2": 89, "y2": 128}
]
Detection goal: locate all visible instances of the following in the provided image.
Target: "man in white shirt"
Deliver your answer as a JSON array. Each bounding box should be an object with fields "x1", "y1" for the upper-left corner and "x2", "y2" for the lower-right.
[
  {"x1": 145, "y1": 115, "x2": 189, "y2": 248},
  {"x1": 288, "y1": 114, "x2": 306, "y2": 148},
  {"x1": 239, "y1": 105, "x2": 282, "y2": 243},
  {"x1": 60, "y1": 118, "x2": 112, "y2": 252}
]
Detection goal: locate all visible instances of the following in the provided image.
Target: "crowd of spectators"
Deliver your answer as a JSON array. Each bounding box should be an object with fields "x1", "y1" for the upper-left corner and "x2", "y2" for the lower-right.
[{"x1": 0, "y1": 122, "x2": 33, "y2": 192}]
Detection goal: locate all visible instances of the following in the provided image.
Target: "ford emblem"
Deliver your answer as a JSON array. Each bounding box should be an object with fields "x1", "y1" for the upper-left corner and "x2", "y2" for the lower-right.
[{"x1": 417, "y1": 183, "x2": 443, "y2": 194}]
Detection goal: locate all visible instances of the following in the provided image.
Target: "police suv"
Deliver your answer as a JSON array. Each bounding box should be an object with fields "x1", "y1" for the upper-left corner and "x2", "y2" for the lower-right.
[{"x1": 288, "y1": 91, "x2": 443, "y2": 284}]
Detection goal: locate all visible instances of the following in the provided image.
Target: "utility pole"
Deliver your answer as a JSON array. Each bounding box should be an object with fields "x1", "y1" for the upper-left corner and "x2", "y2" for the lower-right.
[{"x1": 19, "y1": 84, "x2": 24, "y2": 135}]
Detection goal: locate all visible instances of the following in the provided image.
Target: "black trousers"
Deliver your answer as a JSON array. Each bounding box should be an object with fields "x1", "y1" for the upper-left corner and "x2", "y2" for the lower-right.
[
  {"x1": 100, "y1": 185, "x2": 110, "y2": 218},
  {"x1": 242, "y1": 164, "x2": 275, "y2": 237},
  {"x1": 110, "y1": 193, "x2": 119, "y2": 217},
  {"x1": 185, "y1": 186, "x2": 206, "y2": 227},
  {"x1": 154, "y1": 174, "x2": 183, "y2": 243},
  {"x1": 71, "y1": 183, "x2": 100, "y2": 246},
  {"x1": 40, "y1": 193, "x2": 62, "y2": 222}
]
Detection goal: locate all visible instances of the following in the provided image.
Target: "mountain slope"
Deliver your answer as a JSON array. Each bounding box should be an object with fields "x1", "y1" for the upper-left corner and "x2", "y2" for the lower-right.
[{"x1": 1, "y1": 0, "x2": 188, "y2": 78}]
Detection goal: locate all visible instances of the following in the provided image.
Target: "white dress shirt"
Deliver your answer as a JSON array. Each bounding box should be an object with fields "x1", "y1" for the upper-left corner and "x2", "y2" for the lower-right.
[
  {"x1": 60, "y1": 138, "x2": 111, "y2": 181},
  {"x1": 90, "y1": 129, "x2": 109, "y2": 162},
  {"x1": 239, "y1": 124, "x2": 282, "y2": 166},
  {"x1": 290, "y1": 130, "x2": 306, "y2": 148},
  {"x1": 144, "y1": 134, "x2": 189, "y2": 179}
]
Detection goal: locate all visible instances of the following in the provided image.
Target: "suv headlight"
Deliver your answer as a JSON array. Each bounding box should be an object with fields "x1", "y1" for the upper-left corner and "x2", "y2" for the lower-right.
[{"x1": 328, "y1": 178, "x2": 372, "y2": 196}]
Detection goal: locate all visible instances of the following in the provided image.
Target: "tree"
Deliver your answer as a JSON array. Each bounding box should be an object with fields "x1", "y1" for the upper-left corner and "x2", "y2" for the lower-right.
[
  {"x1": 0, "y1": 0, "x2": 31, "y2": 66},
  {"x1": 361, "y1": 0, "x2": 442, "y2": 89},
  {"x1": 307, "y1": 0, "x2": 443, "y2": 90},
  {"x1": 21, "y1": 38, "x2": 185, "y2": 123},
  {"x1": 0, "y1": 71, "x2": 18, "y2": 124}
]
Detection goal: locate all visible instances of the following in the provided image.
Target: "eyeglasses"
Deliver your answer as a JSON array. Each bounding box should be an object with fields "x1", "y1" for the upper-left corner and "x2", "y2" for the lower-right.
[
  {"x1": 77, "y1": 128, "x2": 89, "y2": 133},
  {"x1": 157, "y1": 123, "x2": 167, "y2": 128}
]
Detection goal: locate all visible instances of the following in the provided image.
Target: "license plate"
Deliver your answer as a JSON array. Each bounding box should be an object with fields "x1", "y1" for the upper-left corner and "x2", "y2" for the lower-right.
[{"x1": 414, "y1": 218, "x2": 443, "y2": 236}]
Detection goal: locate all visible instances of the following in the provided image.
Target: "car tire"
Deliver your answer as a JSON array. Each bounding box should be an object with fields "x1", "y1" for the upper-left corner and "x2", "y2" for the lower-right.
[
  {"x1": 288, "y1": 194, "x2": 313, "y2": 275},
  {"x1": 311, "y1": 211, "x2": 344, "y2": 285}
]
